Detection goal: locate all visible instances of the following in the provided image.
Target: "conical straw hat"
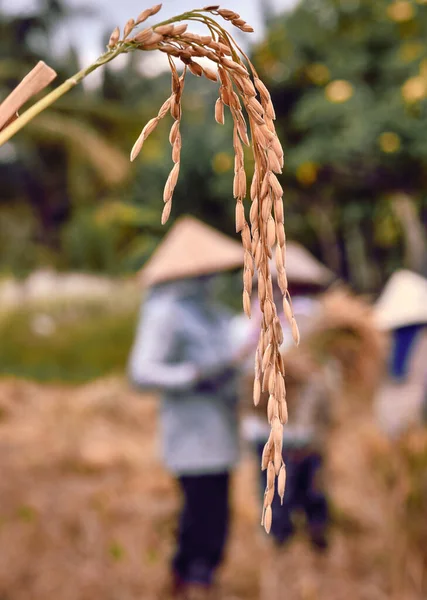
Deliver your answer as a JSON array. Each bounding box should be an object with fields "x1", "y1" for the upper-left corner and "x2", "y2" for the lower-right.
[
  {"x1": 374, "y1": 269, "x2": 427, "y2": 330},
  {"x1": 139, "y1": 215, "x2": 243, "y2": 287},
  {"x1": 285, "y1": 242, "x2": 334, "y2": 286},
  {"x1": 268, "y1": 241, "x2": 334, "y2": 287}
]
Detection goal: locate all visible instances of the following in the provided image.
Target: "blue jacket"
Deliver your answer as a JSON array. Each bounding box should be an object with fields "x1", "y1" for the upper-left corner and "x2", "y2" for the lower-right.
[{"x1": 128, "y1": 279, "x2": 240, "y2": 475}]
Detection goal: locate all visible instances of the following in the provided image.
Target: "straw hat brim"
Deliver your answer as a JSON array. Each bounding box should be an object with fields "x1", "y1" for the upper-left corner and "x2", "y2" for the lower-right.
[
  {"x1": 374, "y1": 269, "x2": 427, "y2": 330},
  {"x1": 284, "y1": 242, "x2": 334, "y2": 286},
  {"x1": 139, "y1": 215, "x2": 243, "y2": 287},
  {"x1": 259, "y1": 242, "x2": 334, "y2": 288}
]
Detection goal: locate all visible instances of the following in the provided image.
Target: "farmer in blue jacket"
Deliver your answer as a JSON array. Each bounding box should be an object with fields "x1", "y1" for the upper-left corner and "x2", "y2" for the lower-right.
[{"x1": 128, "y1": 216, "x2": 249, "y2": 599}]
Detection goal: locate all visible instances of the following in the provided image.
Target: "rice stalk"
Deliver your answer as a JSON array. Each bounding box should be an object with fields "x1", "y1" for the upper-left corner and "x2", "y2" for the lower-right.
[{"x1": 0, "y1": 3, "x2": 294, "y2": 531}]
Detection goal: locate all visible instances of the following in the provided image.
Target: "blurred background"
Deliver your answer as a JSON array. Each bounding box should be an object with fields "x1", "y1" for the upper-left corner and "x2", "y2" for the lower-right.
[{"x1": 0, "y1": 0, "x2": 426, "y2": 599}]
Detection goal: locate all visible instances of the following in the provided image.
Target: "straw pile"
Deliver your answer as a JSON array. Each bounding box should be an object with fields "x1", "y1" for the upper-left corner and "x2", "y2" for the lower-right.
[
  {"x1": 242, "y1": 288, "x2": 388, "y2": 419},
  {"x1": 286, "y1": 288, "x2": 388, "y2": 397}
]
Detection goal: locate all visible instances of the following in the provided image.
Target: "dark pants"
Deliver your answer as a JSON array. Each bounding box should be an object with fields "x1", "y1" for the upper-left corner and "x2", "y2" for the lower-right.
[
  {"x1": 172, "y1": 472, "x2": 230, "y2": 586},
  {"x1": 257, "y1": 444, "x2": 329, "y2": 550}
]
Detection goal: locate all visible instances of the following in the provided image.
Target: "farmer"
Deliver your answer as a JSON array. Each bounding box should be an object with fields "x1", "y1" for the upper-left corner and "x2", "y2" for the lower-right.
[
  {"x1": 128, "y1": 216, "x2": 249, "y2": 600},
  {"x1": 374, "y1": 269, "x2": 427, "y2": 437},
  {"x1": 234, "y1": 243, "x2": 335, "y2": 551}
]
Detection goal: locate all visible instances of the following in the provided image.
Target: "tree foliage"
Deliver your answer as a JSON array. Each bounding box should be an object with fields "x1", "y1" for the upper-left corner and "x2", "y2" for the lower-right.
[
  {"x1": 1, "y1": 0, "x2": 426, "y2": 291},
  {"x1": 253, "y1": 0, "x2": 427, "y2": 289}
]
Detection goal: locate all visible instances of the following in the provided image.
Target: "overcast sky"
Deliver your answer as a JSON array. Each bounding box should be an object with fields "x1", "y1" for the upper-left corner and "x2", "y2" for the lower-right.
[{"x1": 3, "y1": 0, "x2": 299, "y2": 77}]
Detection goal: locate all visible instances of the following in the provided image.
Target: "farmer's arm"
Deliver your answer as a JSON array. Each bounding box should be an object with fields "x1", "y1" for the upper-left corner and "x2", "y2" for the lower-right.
[
  {"x1": 188, "y1": 312, "x2": 254, "y2": 389},
  {"x1": 128, "y1": 299, "x2": 198, "y2": 392}
]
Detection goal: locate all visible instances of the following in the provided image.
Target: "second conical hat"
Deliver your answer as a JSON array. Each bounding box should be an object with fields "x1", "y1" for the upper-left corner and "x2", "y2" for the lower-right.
[
  {"x1": 374, "y1": 269, "x2": 427, "y2": 330},
  {"x1": 139, "y1": 215, "x2": 243, "y2": 287},
  {"x1": 266, "y1": 241, "x2": 334, "y2": 287},
  {"x1": 285, "y1": 242, "x2": 334, "y2": 286}
]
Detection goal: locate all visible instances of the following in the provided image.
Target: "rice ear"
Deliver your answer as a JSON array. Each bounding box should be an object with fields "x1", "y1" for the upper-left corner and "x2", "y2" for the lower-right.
[{"x1": 111, "y1": 7, "x2": 291, "y2": 534}]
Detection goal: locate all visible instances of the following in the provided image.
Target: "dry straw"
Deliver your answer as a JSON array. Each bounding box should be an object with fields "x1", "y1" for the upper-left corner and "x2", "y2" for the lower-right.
[{"x1": 0, "y1": 3, "x2": 297, "y2": 532}]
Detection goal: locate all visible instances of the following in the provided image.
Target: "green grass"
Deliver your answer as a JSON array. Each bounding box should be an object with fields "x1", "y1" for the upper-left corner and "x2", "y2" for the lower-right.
[{"x1": 0, "y1": 299, "x2": 139, "y2": 383}]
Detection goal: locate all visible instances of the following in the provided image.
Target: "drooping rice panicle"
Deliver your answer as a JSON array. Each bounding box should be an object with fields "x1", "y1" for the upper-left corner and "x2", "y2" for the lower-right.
[
  {"x1": 0, "y1": 3, "x2": 297, "y2": 533},
  {"x1": 107, "y1": 4, "x2": 298, "y2": 531}
]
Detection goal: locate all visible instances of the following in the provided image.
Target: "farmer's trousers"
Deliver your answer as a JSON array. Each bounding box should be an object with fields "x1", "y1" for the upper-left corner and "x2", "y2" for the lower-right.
[
  {"x1": 172, "y1": 472, "x2": 230, "y2": 585},
  {"x1": 257, "y1": 444, "x2": 329, "y2": 549}
]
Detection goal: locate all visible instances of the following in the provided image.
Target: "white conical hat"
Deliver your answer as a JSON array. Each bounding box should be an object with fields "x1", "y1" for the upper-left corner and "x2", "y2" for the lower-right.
[
  {"x1": 374, "y1": 269, "x2": 427, "y2": 330},
  {"x1": 139, "y1": 215, "x2": 243, "y2": 287}
]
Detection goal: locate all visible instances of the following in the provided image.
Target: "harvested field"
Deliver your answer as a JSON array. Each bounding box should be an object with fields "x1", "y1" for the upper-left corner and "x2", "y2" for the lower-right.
[{"x1": 0, "y1": 377, "x2": 425, "y2": 600}]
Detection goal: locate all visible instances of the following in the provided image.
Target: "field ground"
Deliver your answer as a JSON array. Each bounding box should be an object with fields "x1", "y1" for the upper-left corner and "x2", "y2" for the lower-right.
[{"x1": 0, "y1": 377, "x2": 426, "y2": 600}]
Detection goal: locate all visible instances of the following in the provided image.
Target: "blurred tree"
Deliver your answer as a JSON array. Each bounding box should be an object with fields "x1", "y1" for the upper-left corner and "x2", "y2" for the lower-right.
[
  {"x1": 3, "y1": 0, "x2": 427, "y2": 288},
  {"x1": 0, "y1": 1, "x2": 164, "y2": 274},
  {"x1": 252, "y1": 0, "x2": 427, "y2": 290},
  {"x1": 0, "y1": 1, "x2": 238, "y2": 275}
]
